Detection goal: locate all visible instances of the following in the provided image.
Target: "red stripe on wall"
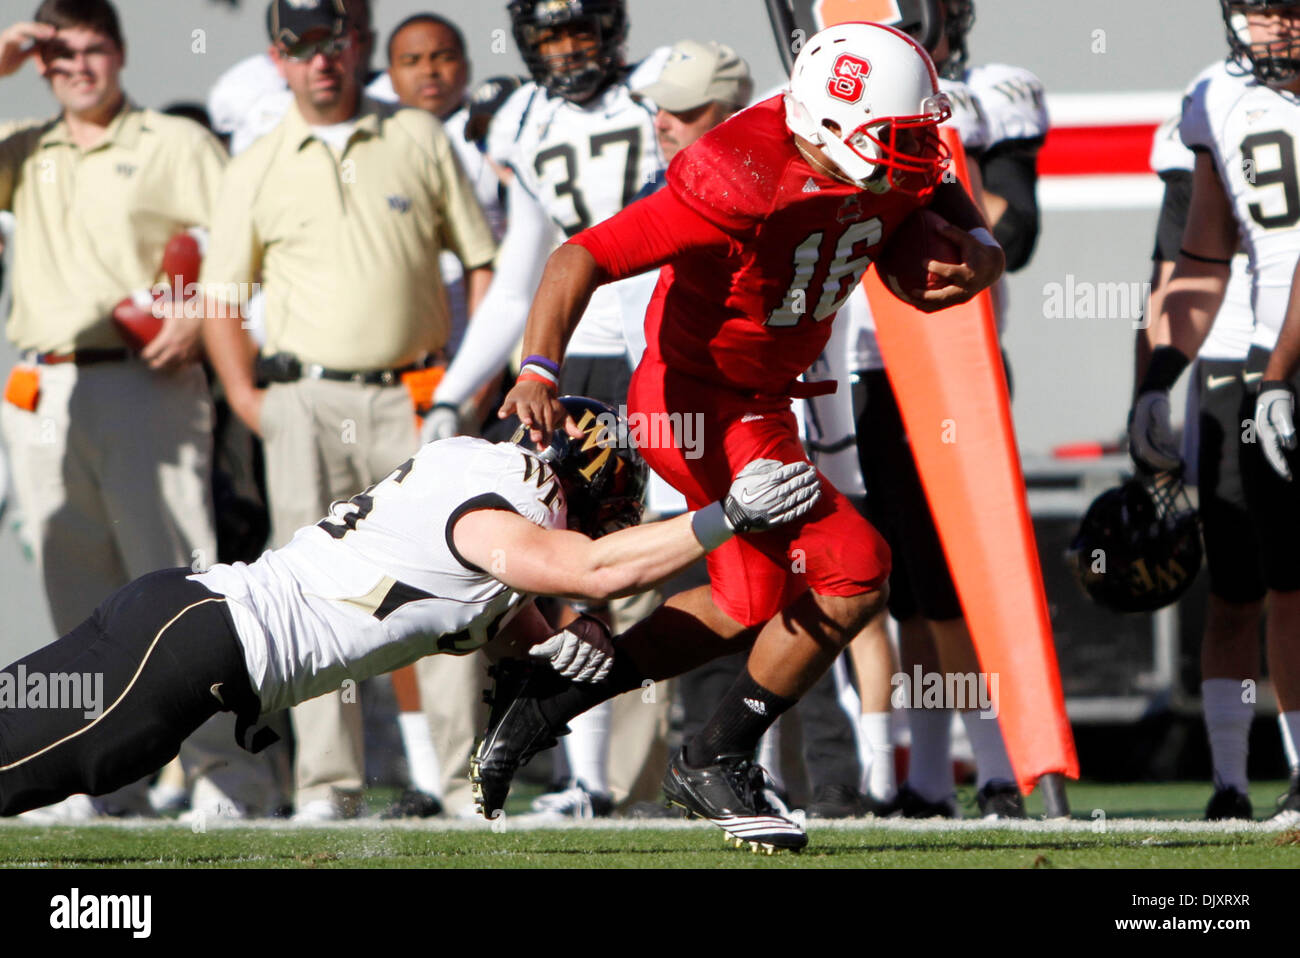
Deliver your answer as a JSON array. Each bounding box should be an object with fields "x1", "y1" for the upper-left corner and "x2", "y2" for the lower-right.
[{"x1": 1037, "y1": 123, "x2": 1160, "y2": 176}]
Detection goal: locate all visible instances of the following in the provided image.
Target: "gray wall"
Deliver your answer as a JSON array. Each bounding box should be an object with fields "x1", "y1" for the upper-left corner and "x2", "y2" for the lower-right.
[{"x1": 0, "y1": 1, "x2": 1238, "y2": 656}]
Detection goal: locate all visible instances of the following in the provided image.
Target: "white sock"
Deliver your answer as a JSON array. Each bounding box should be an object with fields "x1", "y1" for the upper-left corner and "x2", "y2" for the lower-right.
[
  {"x1": 396, "y1": 713, "x2": 441, "y2": 798},
  {"x1": 960, "y1": 709, "x2": 1016, "y2": 789},
  {"x1": 858, "y1": 712, "x2": 896, "y2": 801},
  {"x1": 1202, "y1": 678, "x2": 1252, "y2": 792},
  {"x1": 566, "y1": 700, "x2": 611, "y2": 795},
  {"x1": 757, "y1": 722, "x2": 785, "y2": 793},
  {"x1": 1281, "y1": 711, "x2": 1300, "y2": 774},
  {"x1": 905, "y1": 707, "x2": 953, "y2": 803}
]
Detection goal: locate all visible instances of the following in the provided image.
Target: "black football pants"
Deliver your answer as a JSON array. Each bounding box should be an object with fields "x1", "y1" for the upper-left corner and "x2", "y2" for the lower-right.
[{"x1": 0, "y1": 568, "x2": 262, "y2": 816}]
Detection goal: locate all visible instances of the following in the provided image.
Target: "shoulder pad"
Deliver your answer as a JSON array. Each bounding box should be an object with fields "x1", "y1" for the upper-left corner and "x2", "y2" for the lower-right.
[
  {"x1": 487, "y1": 82, "x2": 543, "y2": 169},
  {"x1": 967, "y1": 63, "x2": 1048, "y2": 144},
  {"x1": 938, "y1": 78, "x2": 990, "y2": 153}
]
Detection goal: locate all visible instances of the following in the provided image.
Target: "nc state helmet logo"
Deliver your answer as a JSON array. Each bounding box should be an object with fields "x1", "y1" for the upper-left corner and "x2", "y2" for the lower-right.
[{"x1": 827, "y1": 53, "x2": 871, "y2": 104}]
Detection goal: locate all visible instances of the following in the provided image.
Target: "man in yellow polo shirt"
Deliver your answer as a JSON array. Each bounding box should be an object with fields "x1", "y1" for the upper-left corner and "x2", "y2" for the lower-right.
[
  {"x1": 0, "y1": 1, "x2": 232, "y2": 817},
  {"x1": 202, "y1": 0, "x2": 497, "y2": 821}
]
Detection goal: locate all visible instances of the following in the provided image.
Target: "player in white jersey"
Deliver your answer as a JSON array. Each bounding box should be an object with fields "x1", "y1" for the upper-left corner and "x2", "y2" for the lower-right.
[
  {"x1": 1129, "y1": 1, "x2": 1300, "y2": 823},
  {"x1": 0, "y1": 398, "x2": 821, "y2": 817}
]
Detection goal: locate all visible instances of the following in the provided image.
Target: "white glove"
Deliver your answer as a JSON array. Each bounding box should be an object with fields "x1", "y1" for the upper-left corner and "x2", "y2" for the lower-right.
[
  {"x1": 421, "y1": 403, "x2": 459, "y2": 444},
  {"x1": 1128, "y1": 391, "x2": 1182, "y2": 473},
  {"x1": 1256, "y1": 384, "x2": 1296, "y2": 481},
  {"x1": 722, "y1": 458, "x2": 822, "y2": 532},
  {"x1": 528, "y1": 616, "x2": 614, "y2": 683}
]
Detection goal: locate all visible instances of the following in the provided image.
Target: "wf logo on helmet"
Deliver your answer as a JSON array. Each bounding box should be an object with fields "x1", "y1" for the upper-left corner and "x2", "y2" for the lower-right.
[{"x1": 827, "y1": 53, "x2": 871, "y2": 104}]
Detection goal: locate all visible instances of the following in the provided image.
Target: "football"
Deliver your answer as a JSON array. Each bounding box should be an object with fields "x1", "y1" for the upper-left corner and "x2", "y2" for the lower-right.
[{"x1": 875, "y1": 208, "x2": 965, "y2": 304}]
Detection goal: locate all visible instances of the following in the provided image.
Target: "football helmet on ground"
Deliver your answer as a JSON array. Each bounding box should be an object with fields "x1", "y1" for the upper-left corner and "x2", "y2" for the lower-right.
[
  {"x1": 1221, "y1": 0, "x2": 1300, "y2": 84},
  {"x1": 784, "y1": 21, "x2": 951, "y2": 195},
  {"x1": 516, "y1": 395, "x2": 647, "y2": 538},
  {"x1": 1068, "y1": 474, "x2": 1203, "y2": 614},
  {"x1": 508, "y1": 0, "x2": 628, "y2": 103}
]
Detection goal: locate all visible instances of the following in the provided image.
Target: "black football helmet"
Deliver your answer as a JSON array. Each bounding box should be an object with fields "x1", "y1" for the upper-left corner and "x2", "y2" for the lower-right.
[
  {"x1": 941, "y1": 0, "x2": 974, "y2": 79},
  {"x1": 1067, "y1": 475, "x2": 1203, "y2": 614},
  {"x1": 1221, "y1": 0, "x2": 1300, "y2": 84},
  {"x1": 507, "y1": 0, "x2": 628, "y2": 103},
  {"x1": 517, "y1": 396, "x2": 647, "y2": 538}
]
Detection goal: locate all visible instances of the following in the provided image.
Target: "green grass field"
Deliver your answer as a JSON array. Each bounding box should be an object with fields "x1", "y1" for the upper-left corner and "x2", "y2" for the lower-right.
[{"x1": 1, "y1": 780, "x2": 1297, "y2": 868}]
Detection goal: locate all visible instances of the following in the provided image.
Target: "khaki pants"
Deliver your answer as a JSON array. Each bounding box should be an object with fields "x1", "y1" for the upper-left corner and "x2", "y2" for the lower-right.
[
  {"x1": 259, "y1": 377, "x2": 420, "y2": 807},
  {"x1": 415, "y1": 651, "x2": 490, "y2": 814},
  {"x1": 0, "y1": 359, "x2": 260, "y2": 813}
]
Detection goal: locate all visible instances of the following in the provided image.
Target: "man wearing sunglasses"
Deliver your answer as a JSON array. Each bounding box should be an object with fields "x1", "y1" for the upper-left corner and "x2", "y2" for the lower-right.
[
  {"x1": 200, "y1": 0, "x2": 497, "y2": 822},
  {"x1": 0, "y1": 0, "x2": 229, "y2": 819}
]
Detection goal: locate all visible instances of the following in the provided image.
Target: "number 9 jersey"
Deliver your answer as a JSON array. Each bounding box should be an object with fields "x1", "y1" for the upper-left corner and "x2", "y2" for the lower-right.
[{"x1": 1181, "y1": 59, "x2": 1300, "y2": 350}]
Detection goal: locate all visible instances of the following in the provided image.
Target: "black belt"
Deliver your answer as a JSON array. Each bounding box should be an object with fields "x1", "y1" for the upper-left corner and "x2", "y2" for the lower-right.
[
  {"x1": 31, "y1": 348, "x2": 129, "y2": 366},
  {"x1": 256, "y1": 353, "x2": 436, "y2": 387}
]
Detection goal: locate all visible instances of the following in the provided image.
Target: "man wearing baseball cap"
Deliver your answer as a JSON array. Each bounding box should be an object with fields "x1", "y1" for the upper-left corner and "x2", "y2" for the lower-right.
[
  {"x1": 638, "y1": 39, "x2": 752, "y2": 161},
  {"x1": 202, "y1": 0, "x2": 497, "y2": 821}
]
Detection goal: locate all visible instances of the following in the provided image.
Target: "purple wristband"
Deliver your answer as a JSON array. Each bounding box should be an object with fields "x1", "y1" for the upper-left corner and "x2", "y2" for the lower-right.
[{"x1": 522, "y1": 355, "x2": 560, "y2": 376}]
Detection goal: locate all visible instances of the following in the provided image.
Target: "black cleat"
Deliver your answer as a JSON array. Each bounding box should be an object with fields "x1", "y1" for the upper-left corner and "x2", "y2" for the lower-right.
[
  {"x1": 469, "y1": 659, "x2": 569, "y2": 819},
  {"x1": 806, "y1": 783, "x2": 871, "y2": 820},
  {"x1": 976, "y1": 780, "x2": 1027, "y2": 819},
  {"x1": 1205, "y1": 785, "x2": 1253, "y2": 822},
  {"x1": 380, "y1": 788, "x2": 443, "y2": 820},
  {"x1": 1268, "y1": 771, "x2": 1300, "y2": 825},
  {"x1": 890, "y1": 783, "x2": 960, "y2": 819},
  {"x1": 663, "y1": 749, "x2": 807, "y2": 853}
]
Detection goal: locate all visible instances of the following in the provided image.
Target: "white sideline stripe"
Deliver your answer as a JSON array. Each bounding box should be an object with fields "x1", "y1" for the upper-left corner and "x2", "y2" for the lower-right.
[
  {"x1": 1040, "y1": 174, "x2": 1163, "y2": 211},
  {"x1": 0, "y1": 598, "x2": 226, "y2": 773},
  {"x1": 1045, "y1": 91, "x2": 1182, "y2": 126}
]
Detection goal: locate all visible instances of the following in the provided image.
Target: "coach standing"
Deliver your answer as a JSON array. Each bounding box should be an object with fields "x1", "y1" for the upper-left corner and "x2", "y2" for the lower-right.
[
  {"x1": 201, "y1": 0, "x2": 497, "y2": 820},
  {"x1": 0, "y1": 2, "x2": 225, "y2": 816}
]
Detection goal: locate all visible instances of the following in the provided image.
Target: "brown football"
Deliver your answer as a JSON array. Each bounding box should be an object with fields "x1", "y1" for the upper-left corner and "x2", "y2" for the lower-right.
[{"x1": 875, "y1": 208, "x2": 964, "y2": 304}]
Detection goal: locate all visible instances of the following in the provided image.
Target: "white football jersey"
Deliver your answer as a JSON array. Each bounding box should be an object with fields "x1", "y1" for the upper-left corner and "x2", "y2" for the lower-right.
[
  {"x1": 965, "y1": 63, "x2": 1049, "y2": 147},
  {"x1": 193, "y1": 438, "x2": 566, "y2": 713},
  {"x1": 1150, "y1": 104, "x2": 1253, "y2": 362},
  {"x1": 1182, "y1": 60, "x2": 1300, "y2": 350},
  {"x1": 489, "y1": 77, "x2": 665, "y2": 356}
]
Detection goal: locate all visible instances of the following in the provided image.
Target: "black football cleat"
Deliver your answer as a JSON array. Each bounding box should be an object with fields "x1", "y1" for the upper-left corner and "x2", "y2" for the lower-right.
[
  {"x1": 890, "y1": 783, "x2": 960, "y2": 819},
  {"x1": 976, "y1": 780, "x2": 1027, "y2": 819},
  {"x1": 1205, "y1": 785, "x2": 1253, "y2": 822},
  {"x1": 806, "y1": 783, "x2": 871, "y2": 820},
  {"x1": 469, "y1": 659, "x2": 570, "y2": 820},
  {"x1": 663, "y1": 749, "x2": 807, "y2": 854},
  {"x1": 1268, "y1": 771, "x2": 1299, "y2": 825},
  {"x1": 380, "y1": 788, "x2": 443, "y2": 820}
]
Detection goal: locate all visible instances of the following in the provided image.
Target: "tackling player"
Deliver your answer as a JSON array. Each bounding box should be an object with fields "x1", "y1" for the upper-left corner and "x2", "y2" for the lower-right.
[
  {"x1": 0, "y1": 398, "x2": 821, "y2": 817},
  {"x1": 1128, "y1": 0, "x2": 1300, "y2": 823},
  {"x1": 479, "y1": 21, "x2": 1004, "y2": 851}
]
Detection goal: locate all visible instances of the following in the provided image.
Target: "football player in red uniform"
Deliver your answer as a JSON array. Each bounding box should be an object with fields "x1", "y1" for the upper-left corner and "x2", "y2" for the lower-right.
[{"x1": 473, "y1": 21, "x2": 1004, "y2": 851}]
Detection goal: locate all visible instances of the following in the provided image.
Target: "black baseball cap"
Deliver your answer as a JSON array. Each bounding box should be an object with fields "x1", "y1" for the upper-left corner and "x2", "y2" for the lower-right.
[{"x1": 267, "y1": 0, "x2": 348, "y2": 45}]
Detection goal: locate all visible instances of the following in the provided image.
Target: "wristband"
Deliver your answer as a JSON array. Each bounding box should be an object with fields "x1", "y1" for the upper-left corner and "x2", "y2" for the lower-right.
[
  {"x1": 519, "y1": 362, "x2": 559, "y2": 387},
  {"x1": 1138, "y1": 346, "x2": 1190, "y2": 393},
  {"x1": 517, "y1": 369, "x2": 559, "y2": 391},
  {"x1": 1259, "y1": 379, "x2": 1293, "y2": 395},
  {"x1": 690, "y1": 501, "x2": 735, "y2": 552},
  {"x1": 522, "y1": 355, "x2": 560, "y2": 376},
  {"x1": 969, "y1": 227, "x2": 1000, "y2": 249}
]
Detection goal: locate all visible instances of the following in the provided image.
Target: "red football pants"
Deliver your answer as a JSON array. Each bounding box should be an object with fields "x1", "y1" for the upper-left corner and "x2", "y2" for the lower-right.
[{"x1": 628, "y1": 359, "x2": 890, "y2": 627}]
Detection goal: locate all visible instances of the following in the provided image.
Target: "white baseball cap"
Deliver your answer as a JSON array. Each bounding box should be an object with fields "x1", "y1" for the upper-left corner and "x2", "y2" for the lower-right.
[{"x1": 640, "y1": 40, "x2": 753, "y2": 113}]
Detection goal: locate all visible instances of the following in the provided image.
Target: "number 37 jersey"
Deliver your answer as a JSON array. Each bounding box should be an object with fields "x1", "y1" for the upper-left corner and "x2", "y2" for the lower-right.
[
  {"x1": 1181, "y1": 61, "x2": 1300, "y2": 345},
  {"x1": 192, "y1": 438, "x2": 566, "y2": 713}
]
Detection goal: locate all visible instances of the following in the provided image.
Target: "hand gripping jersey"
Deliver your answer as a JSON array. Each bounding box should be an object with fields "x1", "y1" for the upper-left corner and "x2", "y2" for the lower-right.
[
  {"x1": 1181, "y1": 59, "x2": 1300, "y2": 350},
  {"x1": 1149, "y1": 105, "x2": 1253, "y2": 362},
  {"x1": 490, "y1": 76, "x2": 664, "y2": 356},
  {"x1": 634, "y1": 95, "x2": 924, "y2": 394},
  {"x1": 192, "y1": 438, "x2": 566, "y2": 713}
]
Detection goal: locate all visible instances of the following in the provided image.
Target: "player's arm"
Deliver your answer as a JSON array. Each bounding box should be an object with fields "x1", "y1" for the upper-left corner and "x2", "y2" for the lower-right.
[
  {"x1": 452, "y1": 459, "x2": 822, "y2": 602},
  {"x1": 1135, "y1": 167, "x2": 1192, "y2": 394},
  {"x1": 912, "y1": 179, "x2": 1006, "y2": 311},
  {"x1": 499, "y1": 186, "x2": 736, "y2": 445},
  {"x1": 1127, "y1": 152, "x2": 1235, "y2": 473}
]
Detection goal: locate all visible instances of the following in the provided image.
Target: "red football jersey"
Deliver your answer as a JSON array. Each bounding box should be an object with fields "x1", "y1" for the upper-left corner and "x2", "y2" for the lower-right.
[{"x1": 648, "y1": 95, "x2": 924, "y2": 393}]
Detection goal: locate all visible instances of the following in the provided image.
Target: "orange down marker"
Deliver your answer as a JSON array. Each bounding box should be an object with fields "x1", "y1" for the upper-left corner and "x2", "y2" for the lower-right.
[{"x1": 862, "y1": 127, "x2": 1079, "y2": 793}]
